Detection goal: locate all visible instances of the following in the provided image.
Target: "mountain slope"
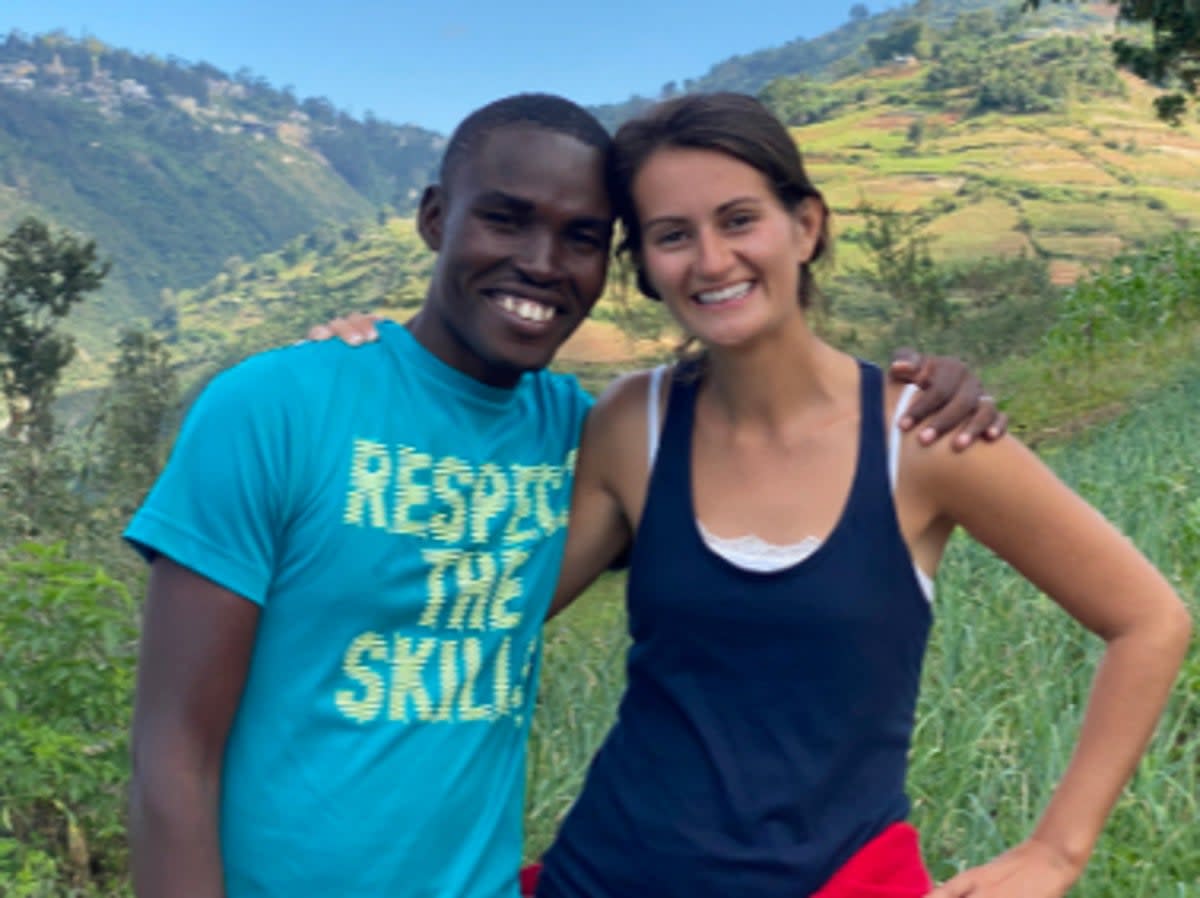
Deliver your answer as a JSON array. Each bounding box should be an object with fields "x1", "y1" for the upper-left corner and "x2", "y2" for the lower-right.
[
  {"x1": 0, "y1": 31, "x2": 443, "y2": 353},
  {"x1": 586, "y1": 0, "x2": 1108, "y2": 128}
]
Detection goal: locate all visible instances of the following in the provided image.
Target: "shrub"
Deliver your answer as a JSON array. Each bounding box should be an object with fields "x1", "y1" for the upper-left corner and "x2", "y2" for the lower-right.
[{"x1": 0, "y1": 543, "x2": 136, "y2": 895}]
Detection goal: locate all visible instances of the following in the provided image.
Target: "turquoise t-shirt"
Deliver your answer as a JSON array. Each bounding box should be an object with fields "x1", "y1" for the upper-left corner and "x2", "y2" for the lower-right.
[{"x1": 126, "y1": 322, "x2": 592, "y2": 897}]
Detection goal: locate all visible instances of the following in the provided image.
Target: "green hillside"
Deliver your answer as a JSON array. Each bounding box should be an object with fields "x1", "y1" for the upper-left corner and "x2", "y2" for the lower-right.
[
  {"x1": 587, "y1": 0, "x2": 1107, "y2": 128},
  {"x1": 132, "y1": 25, "x2": 1200, "y2": 403},
  {"x1": 165, "y1": 216, "x2": 434, "y2": 392},
  {"x1": 0, "y1": 31, "x2": 442, "y2": 357},
  {"x1": 774, "y1": 31, "x2": 1200, "y2": 279},
  {"x1": 17, "y1": 4, "x2": 1200, "y2": 412}
]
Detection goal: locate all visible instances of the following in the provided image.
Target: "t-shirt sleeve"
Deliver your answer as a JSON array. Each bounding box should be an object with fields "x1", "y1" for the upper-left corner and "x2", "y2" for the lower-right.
[
  {"x1": 124, "y1": 353, "x2": 300, "y2": 606},
  {"x1": 568, "y1": 375, "x2": 595, "y2": 444}
]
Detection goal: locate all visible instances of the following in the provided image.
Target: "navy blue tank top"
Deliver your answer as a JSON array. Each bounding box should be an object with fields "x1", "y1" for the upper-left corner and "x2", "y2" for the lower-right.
[{"x1": 538, "y1": 361, "x2": 933, "y2": 898}]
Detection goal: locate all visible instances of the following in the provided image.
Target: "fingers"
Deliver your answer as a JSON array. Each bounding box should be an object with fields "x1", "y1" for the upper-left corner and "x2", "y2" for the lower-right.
[
  {"x1": 306, "y1": 312, "x2": 381, "y2": 346},
  {"x1": 890, "y1": 353, "x2": 1010, "y2": 449},
  {"x1": 889, "y1": 346, "x2": 924, "y2": 379},
  {"x1": 898, "y1": 357, "x2": 973, "y2": 442},
  {"x1": 915, "y1": 385, "x2": 979, "y2": 445},
  {"x1": 892, "y1": 355, "x2": 967, "y2": 434},
  {"x1": 888, "y1": 348, "x2": 938, "y2": 391},
  {"x1": 952, "y1": 401, "x2": 1008, "y2": 449}
]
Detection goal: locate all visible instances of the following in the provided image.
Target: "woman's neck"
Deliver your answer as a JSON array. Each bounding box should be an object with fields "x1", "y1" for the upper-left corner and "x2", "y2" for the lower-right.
[{"x1": 699, "y1": 322, "x2": 857, "y2": 439}]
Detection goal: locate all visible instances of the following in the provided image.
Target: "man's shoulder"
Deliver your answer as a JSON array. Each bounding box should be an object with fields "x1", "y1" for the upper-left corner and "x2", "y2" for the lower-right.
[
  {"x1": 202, "y1": 337, "x2": 390, "y2": 409},
  {"x1": 523, "y1": 366, "x2": 594, "y2": 411}
]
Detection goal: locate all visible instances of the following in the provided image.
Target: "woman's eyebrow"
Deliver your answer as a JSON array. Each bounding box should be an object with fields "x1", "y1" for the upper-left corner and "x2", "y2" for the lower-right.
[{"x1": 644, "y1": 196, "x2": 762, "y2": 229}]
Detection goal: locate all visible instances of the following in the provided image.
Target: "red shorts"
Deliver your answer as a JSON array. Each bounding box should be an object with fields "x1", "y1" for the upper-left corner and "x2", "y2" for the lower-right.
[{"x1": 519, "y1": 822, "x2": 931, "y2": 897}]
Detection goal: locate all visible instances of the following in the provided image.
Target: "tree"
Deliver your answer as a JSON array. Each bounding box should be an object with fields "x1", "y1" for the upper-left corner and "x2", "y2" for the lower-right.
[
  {"x1": 849, "y1": 3, "x2": 870, "y2": 23},
  {"x1": 1025, "y1": 0, "x2": 1200, "y2": 123},
  {"x1": 854, "y1": 203, "x2": 950, "y2": 342},
  {"x1": 866, "y1": 19, "x2": 929, "y2": 62},
  {"x1": 93, "y1": 327, "x2": 179, "y2": 510},
  {"x1": 906, "y1": 116, "x2": 927, "y2": 149},
  {"x1": 0, "y1": 218, "x2": 109, "y2": 448}
]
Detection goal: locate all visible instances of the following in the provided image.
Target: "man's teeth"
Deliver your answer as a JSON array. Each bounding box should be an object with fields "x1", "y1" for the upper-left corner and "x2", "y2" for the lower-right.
[
  {"x1": 696, "y1": 282, "x2": 752, "y2": 304},
  {"x1": 498, "y1": 296, "x2": 555, "y2": 322}
]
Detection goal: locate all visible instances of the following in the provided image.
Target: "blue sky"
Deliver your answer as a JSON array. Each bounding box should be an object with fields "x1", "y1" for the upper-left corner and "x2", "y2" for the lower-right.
[{"x1": 4, "y1": 1, "x2": 905, "y2": 134}]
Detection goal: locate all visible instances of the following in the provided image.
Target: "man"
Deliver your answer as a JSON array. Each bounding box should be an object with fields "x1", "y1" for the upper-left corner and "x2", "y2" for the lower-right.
[{"x1": 126, "y1": 94, "x2": 1000, "y2": 898}]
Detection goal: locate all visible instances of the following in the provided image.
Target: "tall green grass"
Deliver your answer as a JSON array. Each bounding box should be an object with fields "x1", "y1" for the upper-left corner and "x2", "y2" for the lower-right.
[
  {"x1": 526, "y1": 369, "x2": 1200, "y2": 896},
  {"x1": 985, "y1": 233, "x2": 1200, "y2": 444}
]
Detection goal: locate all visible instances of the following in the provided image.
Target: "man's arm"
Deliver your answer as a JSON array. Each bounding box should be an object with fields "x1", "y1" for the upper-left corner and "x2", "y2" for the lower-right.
[
  {"x1": 129, "y1": 559, "x2": 260, "y2": 898},
  {"x1": 302, "y1": 321, "x2": 1010, "y2": 450}
]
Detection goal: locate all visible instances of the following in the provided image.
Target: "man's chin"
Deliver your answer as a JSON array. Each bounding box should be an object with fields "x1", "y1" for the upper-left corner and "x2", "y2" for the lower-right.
[{"x1": 500, "y1": 335, "x2": 571, "y2": 373}]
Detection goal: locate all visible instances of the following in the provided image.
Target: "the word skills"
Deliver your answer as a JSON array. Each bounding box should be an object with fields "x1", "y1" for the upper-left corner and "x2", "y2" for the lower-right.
[{"x1": 334, "y1": 439, "x2": 576, "y2": 728}]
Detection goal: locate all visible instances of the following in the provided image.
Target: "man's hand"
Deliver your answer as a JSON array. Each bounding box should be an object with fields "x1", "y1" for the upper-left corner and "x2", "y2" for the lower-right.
[
  {"x1": 307, "y1": 312, "x2": 381, "y2": 345},
  {"x1": 890, "y1": 348, "x2": 1007, "y2": 450},
  {"x1": 926, "y1": 839, "x2": 1082, "y2": 898}
]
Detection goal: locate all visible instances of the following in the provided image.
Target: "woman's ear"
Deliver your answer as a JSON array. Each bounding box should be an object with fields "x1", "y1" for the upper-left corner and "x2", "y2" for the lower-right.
[{"x1": 791, "y1": 196, "x2": 827, "y2": 264}]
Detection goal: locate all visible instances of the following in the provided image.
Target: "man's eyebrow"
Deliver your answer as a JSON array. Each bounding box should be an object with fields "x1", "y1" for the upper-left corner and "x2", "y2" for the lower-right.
[
  {"x1": 474, "y1": 190, "x2": 533, "y2": 211},
  {"x1": 475, "y1": 190, "x2": 610, "y2": 232}
]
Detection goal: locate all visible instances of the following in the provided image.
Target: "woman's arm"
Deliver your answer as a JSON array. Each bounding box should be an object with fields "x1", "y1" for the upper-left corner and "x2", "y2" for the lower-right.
[
  {"x1": 908, "y1": 436, "x2": 1192, "y2": 897},
  {"x1": 547, "y1": 422, "x2": 631, "y2": 619},
  {"x1": 546, "y1": 374, "x2": 652, "y2": 619}
]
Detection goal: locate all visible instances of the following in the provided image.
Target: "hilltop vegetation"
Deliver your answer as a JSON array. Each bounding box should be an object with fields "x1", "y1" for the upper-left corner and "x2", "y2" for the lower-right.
[
  {"x1": 587, "y1": 0, "x2": 1108, "y2": 128},
  {"x1": 0, "y1": 30, "x2": 442, "y2": 354},
  {"x1": 165, "y1": 215, "x2": 434, "y2": 392},
  {"x1": 777, "y1": 23, "x2": 1200, "y2": 281}
]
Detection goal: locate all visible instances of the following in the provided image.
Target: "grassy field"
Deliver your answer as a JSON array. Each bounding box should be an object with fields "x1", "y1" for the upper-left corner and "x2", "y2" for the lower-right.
[{"x1": 525, "y1": 367, "x2": 1200, "y2": 896}]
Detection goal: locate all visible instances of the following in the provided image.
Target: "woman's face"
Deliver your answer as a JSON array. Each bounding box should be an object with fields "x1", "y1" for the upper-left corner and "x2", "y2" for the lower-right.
[{"x1": 632, "y1": 147, "x2": 823, "y2": 350}]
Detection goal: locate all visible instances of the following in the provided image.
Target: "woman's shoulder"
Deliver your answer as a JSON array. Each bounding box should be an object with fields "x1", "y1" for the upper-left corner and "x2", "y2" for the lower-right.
[
  {"x1": 590, "y1": 364, "x2": 671, "y2": 426},
  {"x1": 577, "y1": 364, "x2": 677, "y2": 485}
]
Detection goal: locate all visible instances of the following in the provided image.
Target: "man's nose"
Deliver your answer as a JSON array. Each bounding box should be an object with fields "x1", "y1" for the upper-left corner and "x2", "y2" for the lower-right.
[{"x1": 515, "y1": 229, "x2": 561, "y2": 282}]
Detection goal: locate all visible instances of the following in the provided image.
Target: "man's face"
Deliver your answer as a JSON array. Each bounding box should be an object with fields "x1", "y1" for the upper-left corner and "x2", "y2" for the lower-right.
[{"x1": 414, "y1": 124, "x2": 613, "y2": 387}]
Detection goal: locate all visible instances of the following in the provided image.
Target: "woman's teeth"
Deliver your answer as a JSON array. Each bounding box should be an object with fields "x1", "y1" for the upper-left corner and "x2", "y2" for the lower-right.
[{"x1": 695, "y1": 282, "x2": 752, "y2": 304}]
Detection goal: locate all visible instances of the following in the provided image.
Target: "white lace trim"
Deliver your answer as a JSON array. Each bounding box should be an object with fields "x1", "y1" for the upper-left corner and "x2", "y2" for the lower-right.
[{"x1": 696, "y1": 523, "x2": 822, "y2": 572}]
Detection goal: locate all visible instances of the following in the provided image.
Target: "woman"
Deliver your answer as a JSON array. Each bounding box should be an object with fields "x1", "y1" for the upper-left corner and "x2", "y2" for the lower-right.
[{"x1": 527, "y1": 94, "x2": 1190, "y2": 898}]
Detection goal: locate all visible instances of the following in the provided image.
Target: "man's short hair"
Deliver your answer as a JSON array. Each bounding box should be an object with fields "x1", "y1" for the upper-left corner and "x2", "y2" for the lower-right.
[{"x1": 439, "y1": 93, "x2": 612, "y2": 187}]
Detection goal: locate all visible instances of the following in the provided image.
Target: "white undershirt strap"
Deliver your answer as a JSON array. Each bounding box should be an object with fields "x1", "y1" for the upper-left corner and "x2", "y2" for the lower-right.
[
  {"x1": 889, "y1": 384, "x2": 920, "y2": 492},
  {"x1": 646, "y1": 364, "x2": 668, "y2": 466}
]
